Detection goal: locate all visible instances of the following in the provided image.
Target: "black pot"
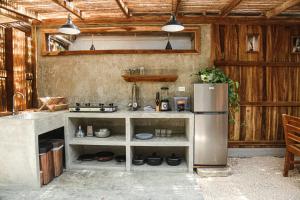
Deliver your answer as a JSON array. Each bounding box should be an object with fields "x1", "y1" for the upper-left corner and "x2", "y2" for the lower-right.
[
  {"x1": 115, "y1": 155, "x2": 126, "y2": 162},
  {"x1": 132, "y1": 155, "x2": 145, "y2": 165},
  {"x1": 146, "y1": 153, "x2": 163, "y2": 166},
  {"x1": 95, "y1": 151, "x2": 114, "y2": 162},
  {"x1": 166, "y1": 153, "x2": 182, "y2": 166},
  {"x1": 77, "y1": 154, "x2": 95, "y2": 161}
]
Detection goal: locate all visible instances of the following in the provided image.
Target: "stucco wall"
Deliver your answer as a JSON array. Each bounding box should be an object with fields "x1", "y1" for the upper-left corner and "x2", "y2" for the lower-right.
[{"x1": 37, "y1": 25, "x2": 211, "y2": 108}]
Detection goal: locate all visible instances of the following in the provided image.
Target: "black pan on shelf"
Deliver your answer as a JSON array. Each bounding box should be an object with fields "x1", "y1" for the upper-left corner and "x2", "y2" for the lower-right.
[
  {"x1": 146, "y1": 153, "x2": 163, "y2": 166},
  {"x1": 166, "y1": 153, "x2": 182, "y2": 166},
  {"x1": 77, "y1": 154, "x2": 95, "y2": 161},
  {"x1": 132, "y1": 155, "x2": 146, "y2": 165},
  {"x1": 95, "y1": 151, "x2": 114, "y2": 162}
]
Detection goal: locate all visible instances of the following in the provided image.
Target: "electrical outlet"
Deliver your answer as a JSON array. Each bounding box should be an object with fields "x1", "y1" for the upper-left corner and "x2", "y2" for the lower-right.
[{"x1": 178, "y1": 86, "x2": 185, "y2": 92}]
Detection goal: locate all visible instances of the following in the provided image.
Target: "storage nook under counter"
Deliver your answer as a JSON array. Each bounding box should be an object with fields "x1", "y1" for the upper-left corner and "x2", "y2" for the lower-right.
[{"x1": 64, "y1": 111, "x2": 194, "y2": 173}]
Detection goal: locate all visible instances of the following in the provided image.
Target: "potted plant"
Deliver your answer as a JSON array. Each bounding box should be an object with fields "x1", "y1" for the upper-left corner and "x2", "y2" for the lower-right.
[{"x1": 194, "y1": 67, "x2": 240, "y2": 122}]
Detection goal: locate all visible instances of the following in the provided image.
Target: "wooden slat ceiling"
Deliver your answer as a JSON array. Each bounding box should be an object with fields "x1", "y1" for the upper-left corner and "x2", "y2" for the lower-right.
[{"x1": 3, "y1": 0, "x2": 300, "y2": 24}]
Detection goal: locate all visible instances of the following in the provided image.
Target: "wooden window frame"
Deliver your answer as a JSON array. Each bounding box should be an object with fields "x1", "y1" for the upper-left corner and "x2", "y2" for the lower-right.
[
  {"x1": 246, "y1": 33, "x2": 260, "y2": 53},
  {"x1": 291, "y1": 35, "x2": 300, "y2": 54},
  {"x1": 40, "y1": 26, "x2": 201, "y2": 56}
]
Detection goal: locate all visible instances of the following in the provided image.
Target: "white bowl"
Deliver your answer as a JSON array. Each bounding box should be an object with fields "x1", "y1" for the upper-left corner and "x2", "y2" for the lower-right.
[{"x1": 95, "y1": 129, "x2": 111, "y2": 138}]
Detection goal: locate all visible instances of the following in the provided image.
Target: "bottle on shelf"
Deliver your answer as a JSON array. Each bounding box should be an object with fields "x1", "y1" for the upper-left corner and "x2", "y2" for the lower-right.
[
  {"x1": 75, "y1": 125, "x2": 85, "y2": 138},
  {"x1": 155, "y1": 92, "x2": 160, "y2": 112}
]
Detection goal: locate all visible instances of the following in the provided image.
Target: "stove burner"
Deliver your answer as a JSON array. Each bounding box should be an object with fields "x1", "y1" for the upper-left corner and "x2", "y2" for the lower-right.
[{"x1": 69, "y1": 103, "x2": 118, "y2": 113}]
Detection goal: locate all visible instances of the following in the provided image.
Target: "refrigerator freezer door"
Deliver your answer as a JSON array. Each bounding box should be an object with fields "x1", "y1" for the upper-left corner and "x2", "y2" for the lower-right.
[
  {"x1": 194, "y1": 113, "x2": 228, "y2": 165},
  {"x1": 193, "y1": 84, "x2": 228, "y2": 112}
]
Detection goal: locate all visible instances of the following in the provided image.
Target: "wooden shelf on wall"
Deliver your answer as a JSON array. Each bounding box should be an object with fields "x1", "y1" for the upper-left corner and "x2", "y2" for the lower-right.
[
  {"x1": 214, "y1": 60, "x2": 300, "y2": 67},
  {"x1": 122, "y1": 74, "x2": 178, "y2": 82},
  {"x1": 42, "y1": 49, "x2": 199, "y2": 56}
]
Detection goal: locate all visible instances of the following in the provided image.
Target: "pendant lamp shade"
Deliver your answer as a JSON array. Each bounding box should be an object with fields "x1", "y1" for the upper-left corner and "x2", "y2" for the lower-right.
[
  {"x1": 165, "y1": 34, "x2": 172, "y2": 50},
  {"x1": 90, "y1": 34, "x2": 95, "y2": 50},
  {"x1": 58, "y1": 14, "x2": 80, "y2": 35},
  {"x1": 162, "y1": 14, "x2": 184, "y2": 32},
  {"x1": 165, "y1": 40, "x2": 172, "y2": 50}
]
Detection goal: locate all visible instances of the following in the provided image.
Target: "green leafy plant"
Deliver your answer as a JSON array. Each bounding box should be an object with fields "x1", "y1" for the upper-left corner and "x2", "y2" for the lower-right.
[{"x1": 194, "y1": 67, "x2": 240, "y2": 123}]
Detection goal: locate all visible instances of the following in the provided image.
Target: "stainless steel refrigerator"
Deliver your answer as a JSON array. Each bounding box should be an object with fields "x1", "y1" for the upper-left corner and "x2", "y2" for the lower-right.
[{"x1": 193, "y1": 83, "x2": 228, "y2": 166}]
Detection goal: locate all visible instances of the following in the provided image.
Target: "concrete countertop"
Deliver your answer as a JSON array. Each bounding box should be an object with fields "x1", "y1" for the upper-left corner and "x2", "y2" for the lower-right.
[{"x1": 65, "y1": 110, "x2": 194, "y2": 118}]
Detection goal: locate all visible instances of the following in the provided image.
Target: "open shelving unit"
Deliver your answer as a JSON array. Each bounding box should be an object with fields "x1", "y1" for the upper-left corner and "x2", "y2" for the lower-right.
[{"x1": 64, "y1": 111, "x2": 194, "y2": 173}]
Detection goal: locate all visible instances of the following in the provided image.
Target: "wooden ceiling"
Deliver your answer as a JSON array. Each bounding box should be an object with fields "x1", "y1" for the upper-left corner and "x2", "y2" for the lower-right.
[{"x1": 1, "y1": 0, "x2": 300, "y2": 26}]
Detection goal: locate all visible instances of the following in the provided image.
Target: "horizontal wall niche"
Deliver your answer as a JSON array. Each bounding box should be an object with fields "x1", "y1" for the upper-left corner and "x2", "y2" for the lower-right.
[{"x1": 41, "y1": 26, "x2": 200, "y2": 56}]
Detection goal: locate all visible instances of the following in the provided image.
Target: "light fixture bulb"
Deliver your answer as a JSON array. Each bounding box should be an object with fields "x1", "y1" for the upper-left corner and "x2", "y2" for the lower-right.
[
  {"x1": 58, "y1": 14, "x2": 80, "y2": 35},
  {"x1": 162, "y1": 14, "x2": 184, "y2": 32}
]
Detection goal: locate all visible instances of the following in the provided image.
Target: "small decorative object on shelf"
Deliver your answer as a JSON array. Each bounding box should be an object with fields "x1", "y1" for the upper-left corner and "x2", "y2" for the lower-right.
[
  {"x1": 86, "y1": 124, "x2": 93, "y2": 137},
  {"x1": 75, "y1": 125, "x2": 85, "y2": 138}
]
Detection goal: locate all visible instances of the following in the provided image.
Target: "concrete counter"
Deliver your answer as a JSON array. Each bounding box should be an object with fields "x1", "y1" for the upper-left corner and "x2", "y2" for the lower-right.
[{"x1": 0, "y1": 111, "x2": 66, "y2": 188}]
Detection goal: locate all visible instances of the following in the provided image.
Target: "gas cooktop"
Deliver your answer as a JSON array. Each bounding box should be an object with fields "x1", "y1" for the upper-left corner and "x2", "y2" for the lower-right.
[{"x1": 69, "y1": 103, "x2": 118, "y2": 113}]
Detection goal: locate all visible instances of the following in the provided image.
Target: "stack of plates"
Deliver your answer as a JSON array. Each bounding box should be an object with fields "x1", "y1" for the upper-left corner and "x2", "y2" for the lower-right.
[{"x1": 135, "y1": 133, "x2": 153, "y2": 140}]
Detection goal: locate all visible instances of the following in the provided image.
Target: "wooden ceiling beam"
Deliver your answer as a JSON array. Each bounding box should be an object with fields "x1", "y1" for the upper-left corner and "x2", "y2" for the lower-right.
[
  {"x1": 0, "y1": 2, "x2": 40, "y2": 22},
  {"x1": 115, "y1": 0, "x2": 131, "y2": 18},
  {"x1": 35, "y1": 16, "x2": 300, "y2": 27},
  {"x1": 0, "y1": 8, "x2": 31, "y2": 24},
  {"x1": 265, "y1": 0, "x2": 300, "y2": 18},
  {"x1": 220, "y1": 0, "x2": 243, "y2": 16},
  {"x1": 174, "y1": 0, "x2": 182, "y2": 16},
  {"x1": 51, "y1": 0, "x2": 83, "y2": 20}
]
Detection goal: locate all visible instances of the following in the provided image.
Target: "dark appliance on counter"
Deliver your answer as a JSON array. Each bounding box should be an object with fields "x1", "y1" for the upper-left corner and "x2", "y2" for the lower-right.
[
  {"x1": 160, "y1": 87, "x2": 170, "y2": 111},
  {"x1": 69, "y1": 103, "x2": 117, "y2": 112}
]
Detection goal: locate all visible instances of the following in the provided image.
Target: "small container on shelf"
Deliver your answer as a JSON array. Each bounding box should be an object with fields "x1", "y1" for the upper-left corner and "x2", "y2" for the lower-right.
[
  {"x1": 86, "y1": 125, "x2": 94, "y2": 137},
  {"x1": 160, "y1": 129, "x2": 166, "y2": 137},
  {"x1": 155, "y1": 129, "x2": 161, "y2": 137},
  {"x1": 166, "y1": 129, "x2": 172, "y2": 137},
  {"x1": 75, "y1": 125, "x2": 85, "y2": 138}
]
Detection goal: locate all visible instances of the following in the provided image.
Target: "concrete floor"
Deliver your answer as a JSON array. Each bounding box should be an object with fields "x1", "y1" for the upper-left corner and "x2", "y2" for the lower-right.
[{"x1": 0, "y1": 157, "x2": 299, "y2": 200}]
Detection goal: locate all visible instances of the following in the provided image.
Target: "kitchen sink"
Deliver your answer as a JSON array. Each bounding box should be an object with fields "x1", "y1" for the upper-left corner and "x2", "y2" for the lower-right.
[{"x1": 3, "y1": 112, "x2": 49, "y2": 120}]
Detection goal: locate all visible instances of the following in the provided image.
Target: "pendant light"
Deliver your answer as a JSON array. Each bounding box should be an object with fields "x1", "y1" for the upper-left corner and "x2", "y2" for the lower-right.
[
  {"x1": 165, "y1": 33, "x2": 172, "y2": 50},
  {"x1": 162, "y1": 0, "x2": 184, "y2": 32},
  {"x1": 90, "y1": 34, "x2": 95, "y2": 50},
  {"x1": 58, "y1": 14, "x2": 80, "y2": 35}
]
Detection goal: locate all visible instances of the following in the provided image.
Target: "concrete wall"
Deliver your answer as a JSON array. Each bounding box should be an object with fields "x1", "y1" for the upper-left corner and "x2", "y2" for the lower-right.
[
  {"x1": 69, "y1": 35, "x2": 192, "y2": 50},
  {"x1": 37, "y1": 25, "x2": 211, "y2": 108}
]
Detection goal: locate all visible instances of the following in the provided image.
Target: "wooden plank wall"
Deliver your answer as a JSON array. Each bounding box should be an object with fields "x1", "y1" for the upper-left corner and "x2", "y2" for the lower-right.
[
  {"x1": 0, "y1": 27, "x2": 7, "y2": 112},
  {"x1": 213, "y1": 24, "x2": 300, "y2": 147},
  {"x1": 0, "y1": 27, "x2": 34, "y2": 112}
]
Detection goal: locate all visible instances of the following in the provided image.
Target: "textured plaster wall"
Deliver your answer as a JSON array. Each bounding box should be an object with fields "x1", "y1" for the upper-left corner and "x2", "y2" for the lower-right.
[{"x1": 37, "y1": 25, "x2": 211, "y2": 108}]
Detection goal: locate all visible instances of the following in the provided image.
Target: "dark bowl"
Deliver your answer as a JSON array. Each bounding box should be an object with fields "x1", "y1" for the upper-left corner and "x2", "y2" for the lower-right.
[
  {"x1": 132, "y1": 155, "x2": 145, "y2": 165},
  {"x1": 166, "y1": 154, "x2": 182, "y2": 166},
  {"x1": 146, "y1": 153, "x2": 163, "y2": 166},
  {"x1": 115, "y1": 155, "x2": 126, "y2": 162},
  {"x1": 77, "y1": 154, "x2": 95, "y2": 161}
]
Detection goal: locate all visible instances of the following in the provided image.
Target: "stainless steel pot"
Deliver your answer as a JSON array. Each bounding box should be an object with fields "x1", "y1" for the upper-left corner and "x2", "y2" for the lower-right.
[{"x1": 94, "y1": 128, "x2": 111, "y2": 138}]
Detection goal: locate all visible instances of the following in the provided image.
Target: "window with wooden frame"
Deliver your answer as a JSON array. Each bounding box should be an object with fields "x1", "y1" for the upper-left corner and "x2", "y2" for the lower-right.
[
  {"x1": 246, "y1": 33, "x2": 260, "y2": 53},
  {"x1": 291, "y1": 36, "x2": 300, "y2": 54},
  {"x1": 40, "y1": 26, "x2": 201, "y2": 56}
]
